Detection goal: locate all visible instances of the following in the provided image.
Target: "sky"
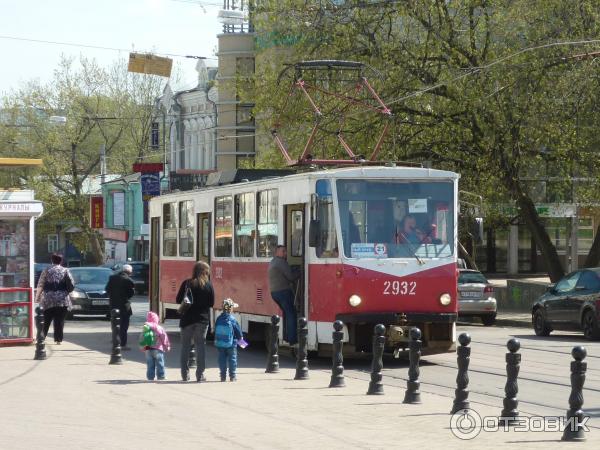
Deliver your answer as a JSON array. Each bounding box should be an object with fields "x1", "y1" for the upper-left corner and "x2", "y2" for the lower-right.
[{"x1": 0, "y1": 0, "x2": 222, "y2": 95}]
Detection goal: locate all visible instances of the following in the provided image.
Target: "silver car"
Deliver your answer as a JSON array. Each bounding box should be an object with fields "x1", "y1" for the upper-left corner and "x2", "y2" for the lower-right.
[{"x1": 458, "y1": 269, "x2": 497, "y2": 326}]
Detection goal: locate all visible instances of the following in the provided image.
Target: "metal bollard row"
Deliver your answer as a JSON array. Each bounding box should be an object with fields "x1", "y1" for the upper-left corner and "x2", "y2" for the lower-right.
[
  {"x1": 108, "y1": 308, "x2": 123, "y2": 365},
  {"x1": 500, "y1": 338, "x2": 521, "y2": 425},
  {"x1": 33, "y1": 306, "x2": 47, "y2": 360},
  {"x1": 403, "y1": 327, "x2": 422, "y2": 404},
  {"x1": 329, "y1": 320, "x2": 345, "y2": 388},
  {"x1": 450, "y1": 333, "x2": 471, "y2": 413},
  {"x1": 294, "y1": 317, "x2": 309, "y2": 380},
  {"x1": 367, "y1": 324, "x2": 386, "y2": 395},
  {"x1": 265, "y1": 315, "x2": 280, "y2": 373}
]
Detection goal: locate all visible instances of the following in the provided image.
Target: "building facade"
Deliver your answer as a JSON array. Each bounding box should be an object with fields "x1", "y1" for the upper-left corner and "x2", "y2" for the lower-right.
[
  {"x1": 157, "y1": 60, "x2": 218, "y2": 176},
  {"x1": 216, "y1": 0, "x2": 256, "y2": 169}
]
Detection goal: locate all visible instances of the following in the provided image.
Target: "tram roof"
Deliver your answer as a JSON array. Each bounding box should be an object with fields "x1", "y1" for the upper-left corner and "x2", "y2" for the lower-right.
[{"x1": 153, "y1": 166, "x2": 458, "y2": 203}]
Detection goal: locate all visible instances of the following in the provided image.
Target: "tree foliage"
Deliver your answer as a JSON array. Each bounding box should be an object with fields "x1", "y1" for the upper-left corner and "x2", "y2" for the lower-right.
[
  {"x1": 0, "y1": 56, "x2": 165, "y2": 264},
  {"x1": 252, "y1": 0, "x2": 600, "y2": 280}
]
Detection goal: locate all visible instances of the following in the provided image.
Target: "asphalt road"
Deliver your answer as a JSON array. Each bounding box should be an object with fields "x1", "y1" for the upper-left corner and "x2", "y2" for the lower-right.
[{"x1": 68, "y1": 295, "x2": 600, "y2": 429}]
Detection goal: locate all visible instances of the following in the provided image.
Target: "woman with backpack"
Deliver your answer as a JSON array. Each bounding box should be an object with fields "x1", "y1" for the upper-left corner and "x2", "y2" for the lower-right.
[
  {"x1": 35, "y1": 253, "x2": 75, "y2": 344},
  {"x1": 175, "y1": 261, "x2": 214, "y2": 382}
]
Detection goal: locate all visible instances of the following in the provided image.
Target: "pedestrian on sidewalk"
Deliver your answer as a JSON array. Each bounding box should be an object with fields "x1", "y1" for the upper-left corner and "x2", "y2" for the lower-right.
[
  {"x1": 139, "y1": 311, "x2": 171, "y2": 381},
  {"x1": 268, "y1": 245, "x2": 299, "y2": 345},
  {"x1": 215, "y1": 298, "x2": 243, "y2": 382},
  {"x1": 105, "y1": 264, "x2": 135, "y2": 350},
  {"x1": 176, "y1": 261, "x2": 214, "y2": 382},
  {"x1": 35, "y1": 253, "x2": 75, "y2": 344}
]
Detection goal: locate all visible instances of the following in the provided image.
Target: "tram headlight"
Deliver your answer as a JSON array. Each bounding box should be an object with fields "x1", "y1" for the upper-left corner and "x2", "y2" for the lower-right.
[
  {"x1": 348, "y1": 294, "x2": 362, "y2": 307},
  {"x1": 439, "y1": 293, "x2": 452, "y2": 306}
]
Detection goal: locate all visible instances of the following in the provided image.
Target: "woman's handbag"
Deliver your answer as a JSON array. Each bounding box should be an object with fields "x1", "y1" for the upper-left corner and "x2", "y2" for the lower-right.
[{"x1": 178, "y1": 282, "x2": 193, "y2": 315}]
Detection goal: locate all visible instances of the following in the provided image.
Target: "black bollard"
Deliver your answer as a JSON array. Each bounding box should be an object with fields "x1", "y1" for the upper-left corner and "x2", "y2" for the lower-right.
[
  {"x1": 294, "y1": 317, "x2": 309, "y2": 380},
  {"x1": 109, "y1": 308, "x2": 123, "y2": 365},
  {"x1": 562, "y1": 346, "x2": 588, "y2": 442},
  {"x1": 403, "y1": 327, "x2": 422, "y2": 404},
  {"x1": 500, "y1": 338, "x2": 520, "y2": 425},
  {"x1": 188, "y1": 345, "x2": 197, "y2": 368},
  {"x1": 265, "y1": 315, "x2": 280, "y2": 373},
  {"x1": 33, "y1": 306, "x2": 47, "y2": 360},
  {"x1": 367, "y1": 324, "x2": 386, "y2": 395},
  {"x1": 329, "y1": 320, "x2": 345, "y2": 388},
  {"x1": 451, "y1": 333, "x2": 471, "y2": 413}
]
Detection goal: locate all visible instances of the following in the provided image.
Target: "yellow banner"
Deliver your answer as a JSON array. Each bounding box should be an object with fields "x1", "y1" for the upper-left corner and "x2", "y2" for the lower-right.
[{"x1": 128, "y1": 53, "x2": 172, "y2": 77}]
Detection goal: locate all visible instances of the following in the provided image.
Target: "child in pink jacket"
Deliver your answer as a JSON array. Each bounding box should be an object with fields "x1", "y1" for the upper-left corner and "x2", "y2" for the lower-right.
[{"x1": 140, "y1": 311, "x2": 171, "y2": 381}]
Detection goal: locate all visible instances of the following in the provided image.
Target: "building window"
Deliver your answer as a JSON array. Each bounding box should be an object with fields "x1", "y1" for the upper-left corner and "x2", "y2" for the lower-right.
[
  {"x1": 47, "y1": 234, "x2": 59, "y2": 253},
  {"x1": 257, "y1": 189, "x2": 278, "y2": 257},
  {"x1": 162, "y1": 203, "x2": 177, "y2": 257},
  {"x1": 234, "y1": 192, "x2": 255, "y2": 257},
  {"x1": 215, "y1": 196, "x2": 233, "y2": 257},
  {"x1": 179, "y1": 200, "x2": 194, "y2": 257},
  {"x1": 578, "y1": 217, "x2": 594, "y2": 254}
]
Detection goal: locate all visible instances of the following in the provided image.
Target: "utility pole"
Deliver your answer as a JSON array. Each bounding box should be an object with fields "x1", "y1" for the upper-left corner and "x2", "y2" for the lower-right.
[{"x1": 100, "y1": 143, "x2": 106, "y2": 185}]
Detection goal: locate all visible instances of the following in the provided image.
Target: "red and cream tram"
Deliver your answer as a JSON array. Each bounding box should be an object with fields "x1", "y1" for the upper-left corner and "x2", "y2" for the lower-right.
[{"x1": 149, "y1": 166, "x2": 459, "y2": 355}]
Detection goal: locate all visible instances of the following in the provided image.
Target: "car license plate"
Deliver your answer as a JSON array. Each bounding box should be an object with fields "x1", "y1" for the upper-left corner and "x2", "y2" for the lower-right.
[
  {"x1": 461, "y1": 291, "x2": 481, "y2": 298},
  {"x1": 92, "y1": 300, "x2": 109, "y2": 306},
  {"x1": 71, "y1": 305, "x2": 82, "y2": 310}
]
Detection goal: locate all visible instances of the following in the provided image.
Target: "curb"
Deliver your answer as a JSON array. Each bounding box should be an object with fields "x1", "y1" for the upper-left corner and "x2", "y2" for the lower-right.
[{"x1": 495, "y1": 317, "x2": 531, "y2": 328}]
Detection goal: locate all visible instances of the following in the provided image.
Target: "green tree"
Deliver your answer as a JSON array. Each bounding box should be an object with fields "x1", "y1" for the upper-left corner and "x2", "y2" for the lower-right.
[
  {"x1": 1, "y1": 55, "x2": 165, "y2": 264},
  {"x1": 252, "y1": 0, "x2": 600, "y2": 281}
]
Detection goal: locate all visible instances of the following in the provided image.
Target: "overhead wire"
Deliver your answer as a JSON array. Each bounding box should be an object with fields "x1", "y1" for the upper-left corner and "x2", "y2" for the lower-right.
[{"x1": 0, "y1": 34, "x2": 218, "y2": 60}]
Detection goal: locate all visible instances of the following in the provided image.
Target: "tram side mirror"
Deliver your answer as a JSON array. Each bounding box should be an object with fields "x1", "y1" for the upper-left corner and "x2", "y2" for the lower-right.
[{"x1": 309, "y1": 219, "x2": 320, "y2": 247}]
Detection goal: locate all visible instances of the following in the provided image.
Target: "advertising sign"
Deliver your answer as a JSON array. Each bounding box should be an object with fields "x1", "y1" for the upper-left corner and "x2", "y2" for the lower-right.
[
  {"x1": 141, "y1": 173, "x2": 161, "y2": 200},
  {"x1": 128, "y1": 53, "x2": 172, "y2": 77},
  {"x1": 90, "y1": 196, "x2": 103, "y2": 229},
  {"x1": 112, "y1": 192, "x2": 125, "y2": 227}
]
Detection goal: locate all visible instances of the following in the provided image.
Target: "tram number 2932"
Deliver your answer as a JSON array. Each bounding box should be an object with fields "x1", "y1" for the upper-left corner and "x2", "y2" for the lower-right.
[{"x1": 383, "y1": 280, "x2": 417, "y2": 296}]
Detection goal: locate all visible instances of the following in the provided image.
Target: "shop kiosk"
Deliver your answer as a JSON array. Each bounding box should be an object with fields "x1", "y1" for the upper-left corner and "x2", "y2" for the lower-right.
[{"x1": 0, "y1": 190, "x2": 43, "y2": 345}]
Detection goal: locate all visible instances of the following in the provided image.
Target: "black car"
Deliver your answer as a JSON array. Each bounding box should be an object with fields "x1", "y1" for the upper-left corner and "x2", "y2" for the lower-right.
[
  {"x1": 68, "y1": 267, "x2": 113, "y2": 318},
  {"x1": 112, "y1": 261, "x2": 149, "y2": 294},
  {"x1": 532, "y1": 268, "x2": 600, "y2": 340}
]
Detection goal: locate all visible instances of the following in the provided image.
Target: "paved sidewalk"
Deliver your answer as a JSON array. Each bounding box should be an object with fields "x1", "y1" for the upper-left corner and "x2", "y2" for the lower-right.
[{"x1": 1, "y1": 321, "x2": 595, "y2": 449}]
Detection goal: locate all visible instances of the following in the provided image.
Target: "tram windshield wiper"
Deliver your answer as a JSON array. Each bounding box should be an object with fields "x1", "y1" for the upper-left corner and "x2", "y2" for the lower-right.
[{"x1": 397, "y1": 232, "x2": 425, "y2": 265}]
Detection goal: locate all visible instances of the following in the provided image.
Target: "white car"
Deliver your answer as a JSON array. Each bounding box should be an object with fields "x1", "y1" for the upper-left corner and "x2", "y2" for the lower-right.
[{"x1": 458, "y1": 269, "x2": 497, "y2": 326}]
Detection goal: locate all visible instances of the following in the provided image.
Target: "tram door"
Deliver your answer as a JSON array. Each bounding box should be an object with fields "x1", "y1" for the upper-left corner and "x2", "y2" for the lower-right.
[
  {"x1": 149, "y1": 217, "x2": 160, "y2": 314},
  {"x1": 285, "y1": 204, "x2": 306, "y2": 317},
  {"x1": 196, "y1": 213, "x2": 211, "y2": 264}
]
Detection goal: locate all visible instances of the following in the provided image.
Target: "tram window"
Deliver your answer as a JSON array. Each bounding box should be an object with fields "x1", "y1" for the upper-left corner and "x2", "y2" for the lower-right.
[
  {"x1": 315, "y1": 180, "x2": 339, "y2": 258},
  {"x1": 162, "y1": 203, "x2": 177, "y2": 257},
  {"x1": 235, "y1": 192, "x2": 255, "y2": 257},
  {"x1": 257, "y1": 189, "x2": 278, "y2": 257},
  {"x1": 215, "y1": 196, "x2": 233, "y2": 257},
  {"x1": 178, "y1": 200, "x2": 194, "y2": 257}
]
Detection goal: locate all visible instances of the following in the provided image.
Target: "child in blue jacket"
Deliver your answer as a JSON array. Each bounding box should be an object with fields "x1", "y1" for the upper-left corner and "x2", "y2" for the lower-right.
[{"x1": 215, "y1": 298, "x2": 243, "y2": 381}]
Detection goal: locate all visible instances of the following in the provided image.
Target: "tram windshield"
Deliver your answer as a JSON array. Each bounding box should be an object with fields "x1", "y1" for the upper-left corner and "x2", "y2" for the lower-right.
[{"x1": 336, "y1": 179, "x2": 454, "y2": 259}]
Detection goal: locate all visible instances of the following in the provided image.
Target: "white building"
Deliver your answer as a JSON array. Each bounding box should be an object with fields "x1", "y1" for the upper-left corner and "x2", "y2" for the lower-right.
[{"x1": 157, "y1": 60, "x2": 218, "y2": 173}]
